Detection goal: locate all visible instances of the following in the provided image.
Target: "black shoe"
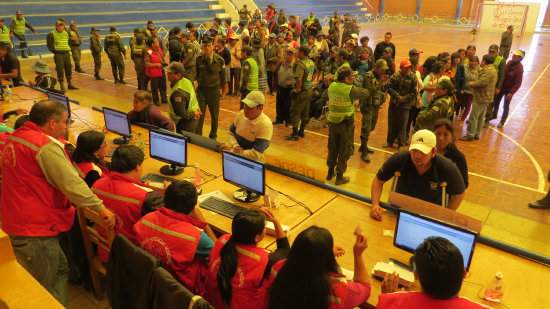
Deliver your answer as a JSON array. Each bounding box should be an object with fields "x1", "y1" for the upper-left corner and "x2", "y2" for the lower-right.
[
  {"x1": 326, "y1": 168, "x2": 335, "y2": 181},
  {"x1": 458, "y1": 135, "x2": 474, "y2": 141},
  {"x1": 382, "y1": 143, "x2": 393, "y2": 148},
  {"x1": 335, "y1": 174, "x2": 350, "y2": 185},
  {"x1": 114, "y1": 79, "x2": 120, "y2": 84},
  {"x1": 75, "y1": 67, "x2": 85, "y2": 73},
  {"x1": 285, "y1": 133, "x2": 299, "y2": 141},
  {"x1": 272, "y1": 121, "x2": 283, "y2": 125},
  {"x1": 361, "y1": 152, "x2": 371, "y2": 163},
  {"x1": 67, "y1": 84, "x2": 79, "y2": 90},
  {"x1": 358, "y1": 144, "x2": 366, "y2": 153},
  {"x1": 366, "y1": 146, "x2": 375, "y2": 154},
  {"x1": 95, "y1": 75, "x2": 104, "y2": 80},
  {"x1": 298, "y1": 130, "x2": 305, "y2": 138},
  {"x1": 528, "y1": 200, "x2": 550, "y2": 209},
  {"x1": 119, "y1": 79, "x2": 128, "y2": 85}
]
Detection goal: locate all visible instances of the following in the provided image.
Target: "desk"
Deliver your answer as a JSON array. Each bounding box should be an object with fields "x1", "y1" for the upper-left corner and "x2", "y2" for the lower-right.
[
  {"x1": 269, "y1": 195, "x2": 550, "y2": 308},
  {"x1": 1, "y1": 78, "x2": 13, "y2": 87}
]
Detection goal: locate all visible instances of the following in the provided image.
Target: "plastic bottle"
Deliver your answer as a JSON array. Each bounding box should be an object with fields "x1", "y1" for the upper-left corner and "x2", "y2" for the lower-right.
[
  {"x1": 194, "y1": 163, "x2": 201, "y2": 187},
  {"x1": 137, "y1": 132, "x2": 145, "y2": 148},
  {"x1": 484, "y1": 271, "x2": 504, "y2": 302},
  {"x1": 3, "y1": 87, "x2": 11, "y2": 103}
]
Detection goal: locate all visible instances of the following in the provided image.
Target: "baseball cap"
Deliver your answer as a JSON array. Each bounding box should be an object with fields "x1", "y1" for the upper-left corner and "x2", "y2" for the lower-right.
[
  {"x1": 164, "y1": 62, "x2": 185, "y2": 75},
  {"x1": 375, "y1": 59, "x2": 389, "y2": 70},
  {"x1": 16, "y1": 10, "x2": 22, "y2": 15},
  {"x1": 434, "y1": 79, "x2": 454, "y2": 91},
  {"x1": 513, "y1": 50, "x2": 525, "y2": 58},
  {"x1": 90, "y1": 27, "x2": 99, "y2": 32},
  {"x1": 410, "y1": 130, "x2": 436, "y2": 154},
  {"x1": 400, "y1": 59, "x2": 412, "y2": 68},
  {"x1": 384, "y1": 47, "x2": 393, "y2": 54},
  {"x1": 241, "y1": 91, "x2": 265, "y2": 108},
  {"x1": 488, "y1": 44, "x2": 499, "y2": 52},
  {"x1": 147, "y1": 20, "x2": 154, "y2": 25},
  {"x1": 408, "y1": 48, "x2": 423, "y2": 56},
  {"x1": 338, "y1": 48, "x2": 349, "y2": 58}
]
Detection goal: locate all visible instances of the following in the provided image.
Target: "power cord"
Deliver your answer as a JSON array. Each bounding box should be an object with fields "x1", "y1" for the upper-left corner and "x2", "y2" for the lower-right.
[
  {"x1": 463, "y1": 272, "x2": 510, "y2": 309},
  {"x1": 70, "y1": 111, "x2": 102, "y2": 130},
  {"x1": 266, "y1": 184, "x2": 313, "y2": 214}
]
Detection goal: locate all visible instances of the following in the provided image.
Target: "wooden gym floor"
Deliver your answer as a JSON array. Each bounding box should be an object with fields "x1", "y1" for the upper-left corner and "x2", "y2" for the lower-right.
[{"x1": 17, "y1": 22, "x2": 550, "y2": 260}]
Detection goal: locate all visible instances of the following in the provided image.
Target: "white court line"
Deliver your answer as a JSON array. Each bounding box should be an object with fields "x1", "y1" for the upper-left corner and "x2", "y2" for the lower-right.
[{"x1": 76, "y1": 72, "x2": 138, "y2": 88}]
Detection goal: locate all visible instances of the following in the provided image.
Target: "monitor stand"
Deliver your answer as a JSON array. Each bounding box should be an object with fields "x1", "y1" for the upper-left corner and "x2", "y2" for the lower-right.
[
  {"x1": 160, "y1": 164, "x2": 184, "y2": 176},
  {"x1": 113, "y1": 136, "x2": 130, "y2": 145},
  {"x1": 233, "y1": 189, "x2": 260, "y2": 203}
]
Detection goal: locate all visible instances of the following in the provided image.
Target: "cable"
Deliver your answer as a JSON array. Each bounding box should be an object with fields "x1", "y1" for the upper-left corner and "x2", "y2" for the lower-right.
[
  {"x1": 70, "y1": 111, "x2": 102, "y2": 131},
  {"x1": 266, "y1": 184, "x2": 313, "y2": 214},
  {"x1": 463, "y1": 277, "x2": 511, "y2": 309},
  {"x1": 199, "y1": 167, "x2": 217, "y2": 180}
]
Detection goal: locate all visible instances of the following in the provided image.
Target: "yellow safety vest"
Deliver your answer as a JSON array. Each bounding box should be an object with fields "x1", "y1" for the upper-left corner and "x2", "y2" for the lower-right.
[
  {"x1": 13, "y1": 17, "x2": 26, "y2": 35},
  {"x1": 51, "y1": 29, "x2": 70, "y2": 51},
  {"x1": 168, "y1": 77, "x2": 199, "y2": 123}
]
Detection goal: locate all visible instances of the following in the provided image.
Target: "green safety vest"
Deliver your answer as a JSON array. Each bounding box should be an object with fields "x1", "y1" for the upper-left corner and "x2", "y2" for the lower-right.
[
  {"x1": 51, "y1": 29, "x2": 70, "y2": 51},
  {"x1": 308, "y1": 16, "x2": 316, "y2": 25},
  {"x1": 0, "y1": 25, "x2": 10, "y2": 43},
  {"x1": 13, "y1": 17, "x2": 26, "y2": 35},
  {"x1": 299, "y1": 58, "x2": 315, "y2": 88},
  {"x1": 240, "y1": 57, "x2": 259, "y2": 90},
  {"x1": 334, "y1": 62, "x2": 350, "y2": 81},
  {"x1": 239, "y1": 9, "x2": 249, "y2": 20},
  {"x1": 327, "y1": 82, "x2": 355, "y2": 123},
  {"x1": 493, "y1": 55, "x2": 503, "y2": 72},
  {"x1": 132, "y1": 44, "x2": 146, "y2": 65},
  {"x1": 168, "y1": 77, "x2": 199, "y2": 123}
]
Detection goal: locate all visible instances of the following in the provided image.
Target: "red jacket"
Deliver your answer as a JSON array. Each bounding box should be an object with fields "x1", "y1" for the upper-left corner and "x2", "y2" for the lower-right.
[
  {"x1": 73, "y1": 161, "x2": 109, "y2": 179},
  {"x1": 0, "y1": 131, "x2": 11, "y2": 159},
  {"x1": 500, "y1": 61, "x2": 523, "y2": 95},
  {"x1": 203, "y1": 234, "x2": 271, "y2": 309},
  {"x1": 269, "y1": 259, "x2": 349, "y2": 309},
  {"x1": 0, "y1": 122, "x2": 74, "y2": 236},
  {"x1": 146, "y1": 47, "x2": 165, "y2": 78},
  {"x1": 92, "y1": 171, "x2": 151, "y2": 262},
  {"x1": 133, "y1": 207, "x2": 208, "y2": 294},
  {"x1": 377, "y1": 291, "x2": 491, "y2": 309}
]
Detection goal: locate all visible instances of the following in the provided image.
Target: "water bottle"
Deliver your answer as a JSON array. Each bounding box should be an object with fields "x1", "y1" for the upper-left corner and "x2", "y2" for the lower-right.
[
  {"x1": 484, "y1": 271, "x2": 504, "y2": 302},
  {"x1": 3, "y1": 86, "x2": 11, "y2": 103},
  {"x1": 137, "y1": 132, "x2": 145, "y2": 149},
  {"x1": 194, "y1": 163, "x2": 201, "y2": 187}
]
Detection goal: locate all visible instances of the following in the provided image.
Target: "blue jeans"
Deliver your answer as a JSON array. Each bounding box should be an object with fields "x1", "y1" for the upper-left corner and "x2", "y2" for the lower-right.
[
  {"x1": 9, "y1": 235, "x2": 69, "y2": 306},
  {"x1": 466, "y1": 101, "x2": 489, "y2": 138}
]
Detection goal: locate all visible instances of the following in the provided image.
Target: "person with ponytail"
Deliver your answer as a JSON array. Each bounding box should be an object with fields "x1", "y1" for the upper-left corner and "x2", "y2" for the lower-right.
[
  {"x1": 203, "y1": 208, "x2": 289, "y2": 309},
  {"x1": 71, "y1": 130, "x2": 110, "y2": 187},
  {"x1": 268, "y1": 226, "x2": 371, "y2": 309}
]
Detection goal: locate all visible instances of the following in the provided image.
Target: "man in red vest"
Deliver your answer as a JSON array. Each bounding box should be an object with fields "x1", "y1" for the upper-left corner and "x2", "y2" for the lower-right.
[
  {"x1": 134, "y1": 180, "x2": 216, "y2": 294},
  {"x1": 1, "y1": 100, "x2": 115, "y2": 306},
  {"x1": 92, "y1": 144, "x2": 167, "y2": 262}
]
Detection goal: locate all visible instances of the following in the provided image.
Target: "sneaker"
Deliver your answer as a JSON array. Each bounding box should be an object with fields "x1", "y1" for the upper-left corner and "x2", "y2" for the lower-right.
[
  {"x1": 458, "y1": 135, "x2": 474, "y2": 141},
  {"x1": 497, "y1": 123, "x2": 504, "y2": 128}
]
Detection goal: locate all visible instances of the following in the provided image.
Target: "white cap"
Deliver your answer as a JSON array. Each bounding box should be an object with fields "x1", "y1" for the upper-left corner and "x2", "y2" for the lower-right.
[
  {"x1": 241, "y1": 91, "x2": 265, "y2": 108},
  {"x1": 409, "y1": 130, "x2": 436, "y2": 154}
]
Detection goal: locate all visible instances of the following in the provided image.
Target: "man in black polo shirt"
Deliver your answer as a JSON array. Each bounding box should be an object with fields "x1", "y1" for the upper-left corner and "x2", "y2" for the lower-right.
[
  {"x1": 0, "y1": 42, "x2": 22, "y2": 86},
  {"x1": 370, "y1": 130, "x2": 465, "y2": 221}
]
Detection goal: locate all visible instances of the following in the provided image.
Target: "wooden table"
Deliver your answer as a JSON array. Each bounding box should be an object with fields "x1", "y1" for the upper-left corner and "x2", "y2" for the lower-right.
[{"x1": 269, "y1": 195, "x2": 550, "y2": 308}]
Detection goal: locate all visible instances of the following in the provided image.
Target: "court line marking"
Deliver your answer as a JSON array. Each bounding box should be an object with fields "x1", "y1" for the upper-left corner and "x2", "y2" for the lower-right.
[{"x1": 219, "y1": 107, "x2": 545, "y2": 193}]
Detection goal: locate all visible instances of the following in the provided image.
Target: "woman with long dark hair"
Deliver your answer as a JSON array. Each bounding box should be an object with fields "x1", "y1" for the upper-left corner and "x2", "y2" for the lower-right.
[
  {"x1": 71, "y1": 130, "x2": 110, "y2": 187},
  {"x1": 203, "y1": 208, "x2": 289, "y2": 309},
  {"x1": 268, "y1": 226, "x2": 370, "y2": 309},
  {"x1": 433, "y1": 119, "x2": 469, "y2": 188}
]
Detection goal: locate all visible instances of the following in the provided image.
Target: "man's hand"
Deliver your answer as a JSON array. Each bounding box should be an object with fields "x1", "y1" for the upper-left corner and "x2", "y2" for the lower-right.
[
  {"x1": 194, "y1": 110, "x2": 202, "y2": 120},
  {"x1": 232, "y1": 145, "x2": 244, "y2": 154},
  {"x1": 333, "y1": 245, "x2": 346, "y2": 257},
  {"x1": 34, "y1": 32, "x2": 39, "y2": 36},
  {"x1": 100, "y1": 208, "x2": 116, "y2": 228},
  {"x1": 494, "y1": 88, "x2": 500, "y2": 95},
  {"x1": 220, "y1": 144, "x2": 232, "y2": 152},
  {"x1": 28, "y1": 80, "x2": 36, "y2": 86},
  {"x1": 381, "y1": 272, "x2": 400, "y2": 293},
  {"x1": 370, "y1": 205, "x2": 383, "y2": 221},
  {"x1": 353, "y1": 233, "x2": 368, "y2": 256},
  {"x1": 506, "y1": 93, "x2": 512, "y2": 100}
]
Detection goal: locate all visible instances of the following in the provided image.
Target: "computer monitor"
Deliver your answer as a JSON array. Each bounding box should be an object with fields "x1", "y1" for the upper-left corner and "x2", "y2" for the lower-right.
[
  {"x1": 103, "y1": 107, "x2": 132, "y2": 145},
  {"x1": 222, "y1": 151, "x2": 265, "y2": 203},
  {"x1": 47, "y1": 91, "x2": 71, "y2": 120},
  {"x1": 149, "y1": 129, "x2": 188, "y2": 175},
  {"x1": 394, "y1": 209, "x2": 477, "y2": 270},
  {"x1": 0, "y1": 82, "x2": 4, "y2": 102}
]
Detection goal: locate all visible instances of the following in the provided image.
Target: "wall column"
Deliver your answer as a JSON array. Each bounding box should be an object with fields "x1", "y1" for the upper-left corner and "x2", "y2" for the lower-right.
[
  {"x1": 416, "y1": 0, "x2": 422, "y2": 17},
  {"x1": 456, "y1": 0, "x2": 464, "y2": 24},
  {"x1": 380, "y1": 0, "x2": 385, "y2": 17}
]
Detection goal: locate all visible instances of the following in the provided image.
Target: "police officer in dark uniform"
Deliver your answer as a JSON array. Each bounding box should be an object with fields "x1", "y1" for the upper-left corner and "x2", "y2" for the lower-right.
[
  {"x1": 168, "y1": 26, "x2": 183, "y2": 62},
  {"x1": 181, "y1": 32, "x2": 196, "y2": 83},
  {"x1": 89, "y1": 27, "x2": 104, "y2": 80},
  {"x1": 104, "y1": 25, "x2": 127, "y2": 84},
  {"x1": 499, "y1": 25, "x2": 513, "y2": 60},
  {"x1": 131, "y1": 35, "x2": 147, "y2": 90},
  {"x1": 195, "y1": 36, "x2": 227, "y2": 140},
  {"x1": 47, "y1": 20, "x2": 78, "y2": 92},
  {"x1": 68, "y1": 21, "x2": 84, "y2": 73},
  {"x1": 416, "y1": 79, "x2": 453, "y2": 130},
  {"x1": 129, "y1": 27, "x2": 143, "y2": 50},
  {"x1": 359, "y1": 59, "x2": 389, "y2": 163},
  {"x1": 165, "y1": 62, "x2": 202, "y2": 133}
]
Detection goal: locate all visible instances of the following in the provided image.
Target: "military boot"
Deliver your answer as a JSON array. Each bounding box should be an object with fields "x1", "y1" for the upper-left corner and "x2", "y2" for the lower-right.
[
  {"x1": 21, "y1": 50, "x2": 27, "y2": 58},
  {"x1": 67, "y1": 80, "x2": 79, "y2": 90},
  {"x1": 60, "y1": 81, "x2": 67, "y2": 93},
  {"x1": 326, "y1": 167, "x2": 335, "y2": 181},
  {"x1": 361, "y1": 151, "x2": 371, "y2": 163},
  {"x1": 94, "y1": 73, "x2": 104, "y2": 80},
  {"x1": 298, "y1": 123, "x2": 307, "y2": 138},
  {"x1": 75, "y1": 64, "x2": 85, "y2": 73},
  {"x1": 335, "y1": 173, "x2": 350, "y2": 185},
  {"x1": 285, "y1": 128, "x2": 299, "y2": 141}
]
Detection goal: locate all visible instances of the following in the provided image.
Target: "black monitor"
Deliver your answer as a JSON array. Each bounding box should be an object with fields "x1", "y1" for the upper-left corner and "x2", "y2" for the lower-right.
[
  {"x1": 103, "y1": 107, "x2": 132, "y2": 144},
  {"x1": 0, "y1": 82, "x2": 4, "y2": 102},
  {"x1": 222, "y1": 151, "x2": 265, "y2": 203},
  {"x1": 394, "y1": 209, "x2": 477, "y2": 270},
  {"x1": 149, "y1": 129, "x2": 188, "y2": 176},
  {"x1": 47, "y1": 91, "x2": 71, "y2": 120}
]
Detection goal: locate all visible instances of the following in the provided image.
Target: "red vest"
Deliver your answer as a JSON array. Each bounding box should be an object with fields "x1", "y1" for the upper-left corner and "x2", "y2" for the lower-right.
[
  {"x1": 145, "y1": 47, "x2": 164, "y2": 78},
  {"x1": 0, "y1": 131, "x2": 11, "y2": 160},
  {"x1": 377, "y1": 291, "x2": 491, "y2": 309},
  {"x1": 92, "y1": 171, "x2": 151, "y2": 262},
  {"x1": 269, "y1": 260, "x2": 349, "y2": 309},
  {"x1": 204, "y1": 234, "x2": 271, "y2": 309},
  {"x1": 0, "y1": 122, "x2": 75, "y2": 236},
  {"x1": 73, "y1": 161, "x2": 109, "y2": 179},
  {"x1": 133, "y1": 207, "x2": 207, "y2": 294}
]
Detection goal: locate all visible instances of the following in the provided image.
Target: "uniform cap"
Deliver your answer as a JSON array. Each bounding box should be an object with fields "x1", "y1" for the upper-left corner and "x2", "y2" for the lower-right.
[
  {"x1": 242, "y1": 91, "x2": 265, "y2": 108},
  {"x1": 375, "y1": 59, "x2": 389, "y2": 70},
  {"x1": 90, "y1": 27, "x2": 99, "y2": 32},
  {"x1": 181, "y1": 32, "x2": 190, "y2": 39},
  {"x1": 69, "y1": 20, "x2": 76, "y2": 26},
  {"x1": 268, "y1": 33, "x2": 277, "y2": 38},
  {"x1": 383, "y1": 47, "x2": 393, "y2": 54},
  {"x1": 110, "y1": 25, "x2": 117, "y2": 32},
  {"x1": 410, "y1": 130, "x2": 436, "y2": 154},
  {"x1": 330, "y1": 46, "x2": 339, "y2": 53},
  {"x1": 400, "y1": 59, "x2": 412, "y2": 68},
  {"x1": 55, "y1": 20, "x2": 64, "y2": 26},
  {"x1": 336, "y1": 66, "x2": 357, "y2": 80},
  {"x1": 134, "y1": 27, "x2": 143, "y2": 33},
  {"x1": 201, "y1": 36, "x2": 213, "y2": 45},
  {"x1": 147, "y1": 20, "x2": 154, "y2": 25},
  {"x1": 281, "y1": 23, "x2": 289, "y2": 28},
  {"x1": 16, "y1": 10, "x2": 22, "y2": 15},
  {"x1": 507, "y1": 25, "x2": 514, "y2": 30},
  {"x1": 316, "y1": 32, "x2": 325, "y2": 37},
  {"x1": 350, "y1": 33, "x2": 358, "y2": 39},
  {"x1": 434, "y1": 79, "x2": 454, "y2": 91},
  {"x1": 229, "y1": 33, "x2": 239, "y2": 40},
  {"x1": 298, "y1": 45, "x2": 310, "y2": 55},
  {"x1": 512, "y1": 50, "x2": 525, "y2": 58},
  {"x1": 164, "y1": 62, "x2": 185, "y2": 75},
  {"x1": 338, "y1": 48, "x2": 349, "y2": 58},
  {"x1": 488, "y1": 44, "x2": 499, "y2": 52}
]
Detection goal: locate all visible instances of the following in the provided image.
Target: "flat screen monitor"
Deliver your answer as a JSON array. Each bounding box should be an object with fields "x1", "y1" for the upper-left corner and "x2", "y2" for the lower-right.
[
  {"x1": 394, "y1": 209, "x2": 477, "y2": 270},
  {"x1": 149, "y1": 129, "x2": 188, "y2": 175},
  {"x1": 47, "y1": 91, "x2": 70, "y2": 118},
  {"x1": 103, "y1": 107, "x2": 132, "y2": 144},
  {"x1": 0, "y1": 83, "x2": 4, "y2": 102},
  {"x1": 222, "y1": 151, "x2": 265, "y2": 202}
]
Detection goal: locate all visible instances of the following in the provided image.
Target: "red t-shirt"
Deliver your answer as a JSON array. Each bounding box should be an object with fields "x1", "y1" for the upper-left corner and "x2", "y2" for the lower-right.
[{"x1": 377, "y1": 292, "x2": 492, "y2": 309}]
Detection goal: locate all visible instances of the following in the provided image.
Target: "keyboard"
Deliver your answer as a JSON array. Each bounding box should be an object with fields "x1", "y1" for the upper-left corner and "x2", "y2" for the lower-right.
[
  {"x1": 200, "y1": 196, "x2": 246, "y2": 219},
  {"x1": 140, "y1": 173, "x2": 178, "y2": 184}
]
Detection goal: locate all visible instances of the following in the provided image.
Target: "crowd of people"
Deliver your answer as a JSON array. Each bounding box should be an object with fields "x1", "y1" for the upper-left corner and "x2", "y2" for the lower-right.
[{"x1": 1, "y1": 4, "x2": 549, "y2": 309}]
